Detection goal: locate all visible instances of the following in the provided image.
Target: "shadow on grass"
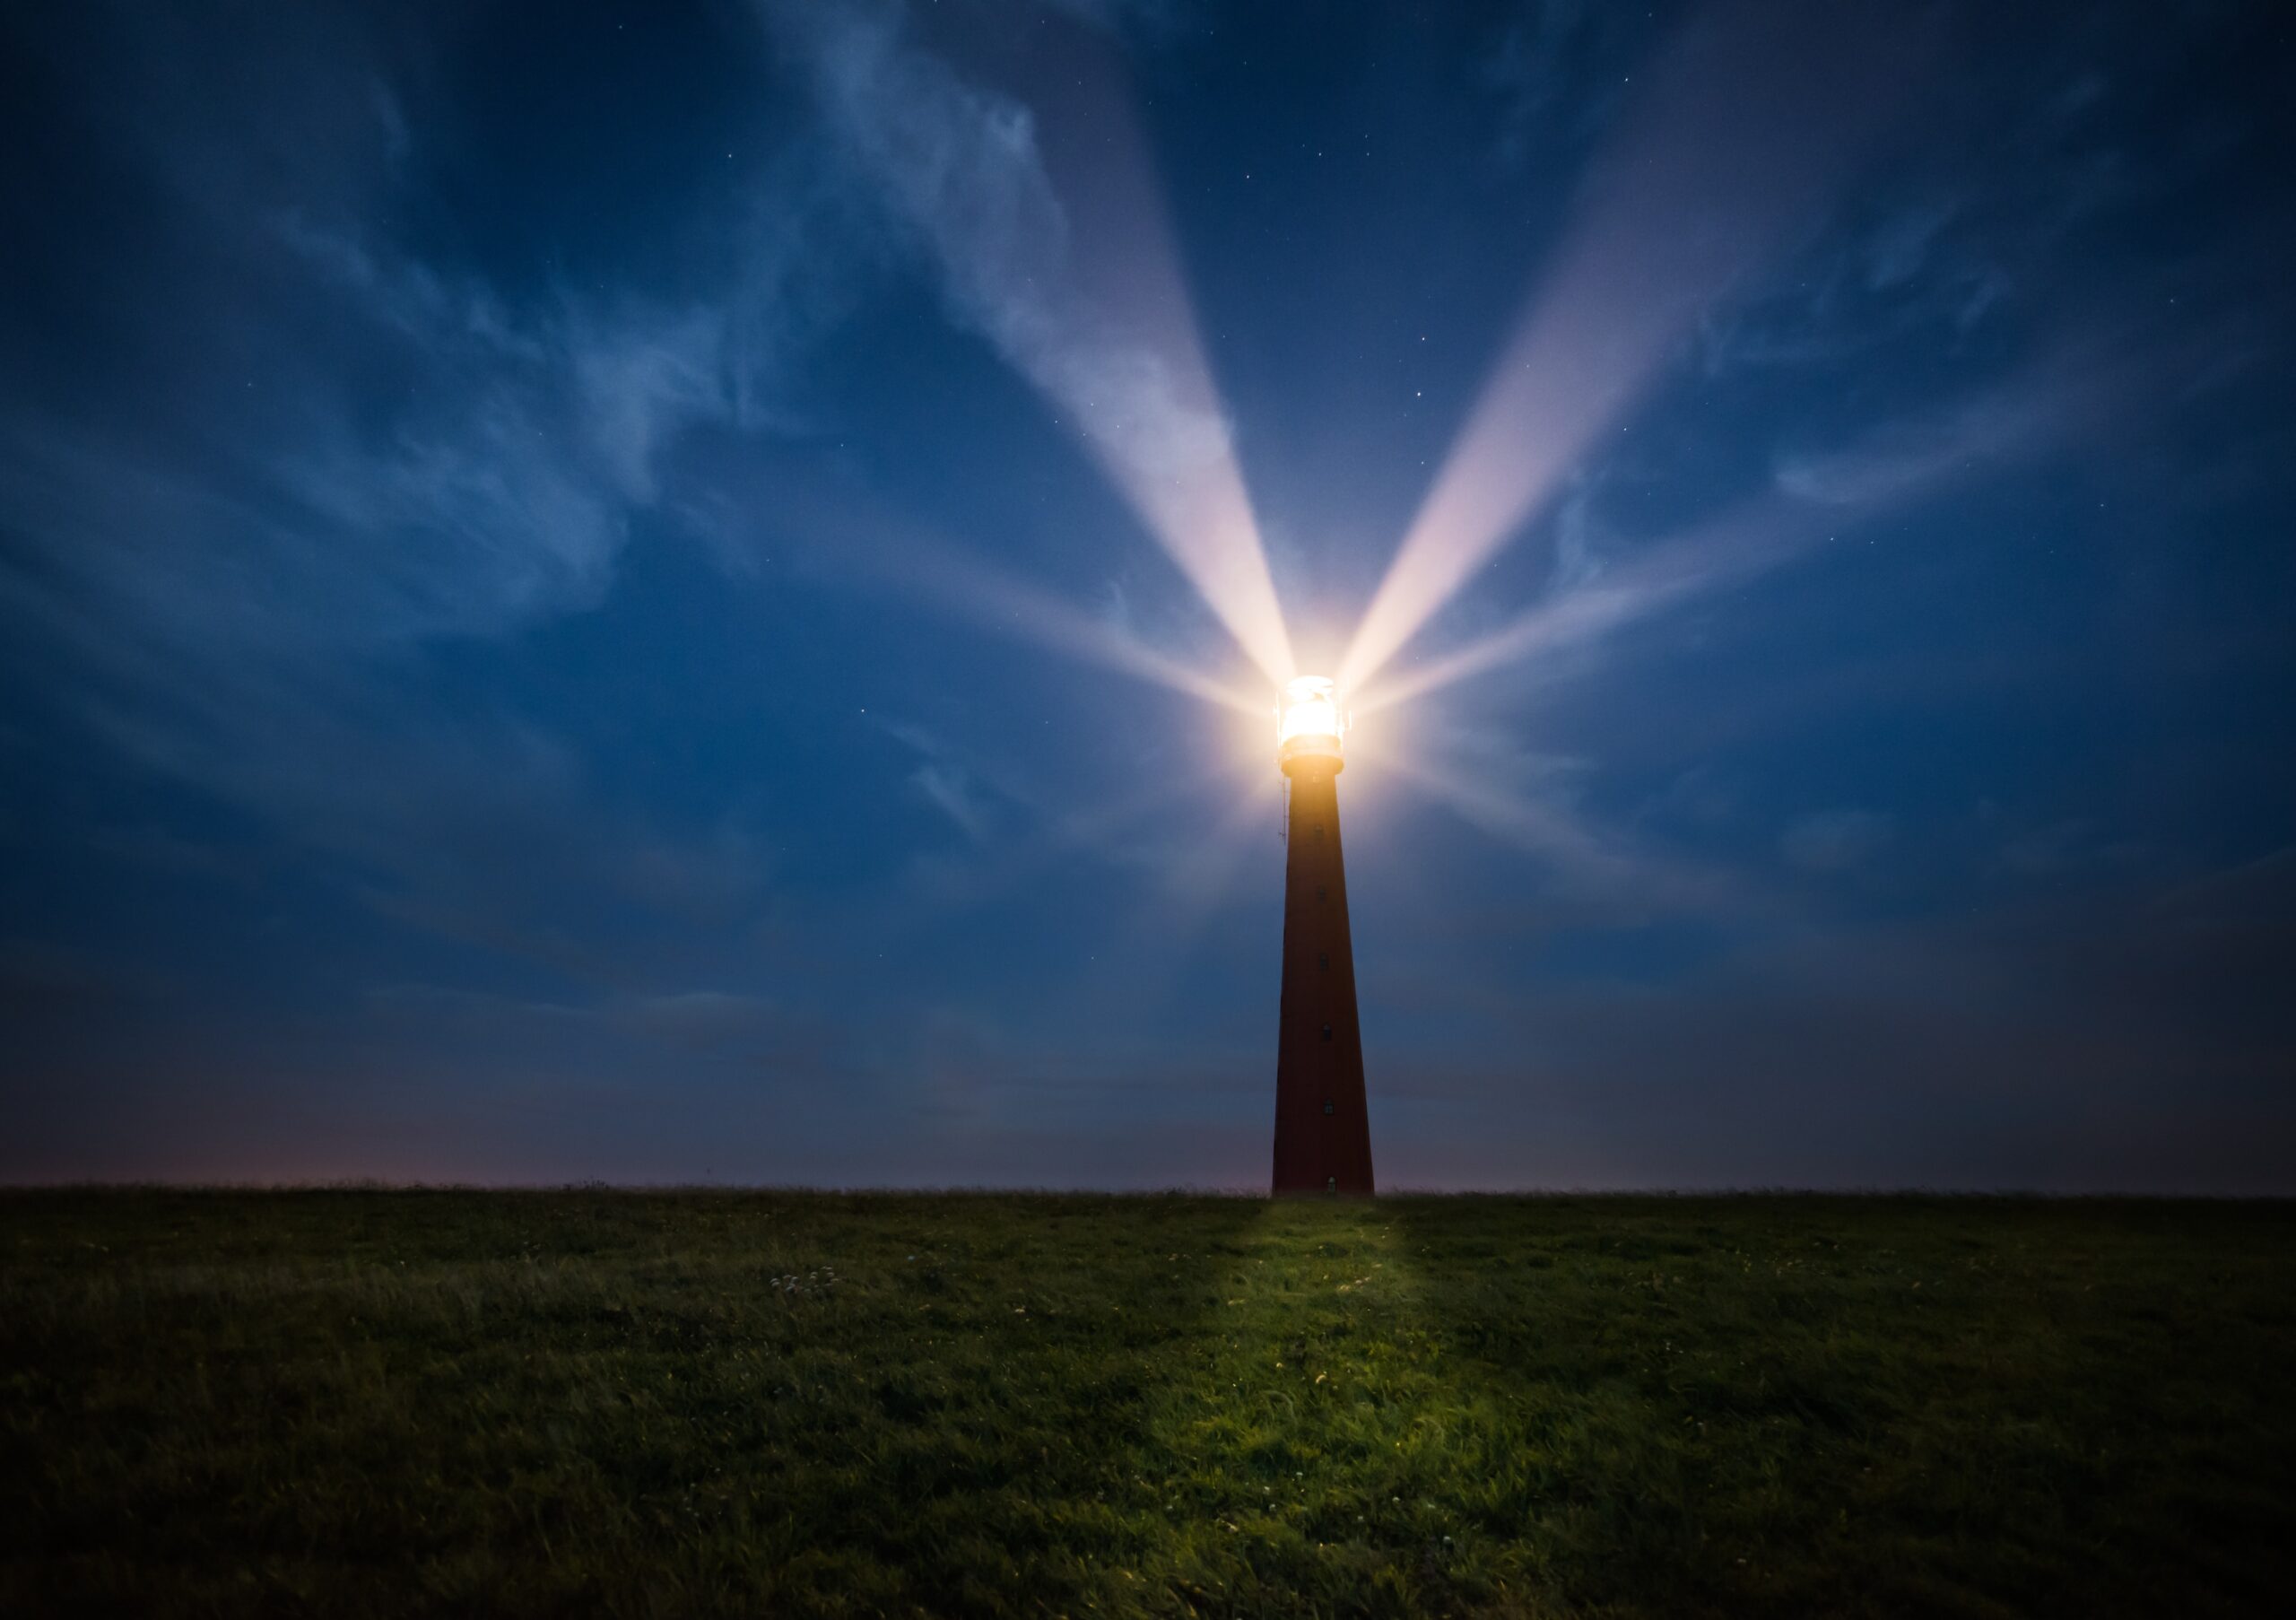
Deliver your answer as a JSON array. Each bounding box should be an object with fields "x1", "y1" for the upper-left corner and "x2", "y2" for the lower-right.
[
  {"x1": 1390, "y1": 1192, "x2": 2296, "y2": 1618},
  {"x1": 0, "y1": 1188, "x2": 1269, "y2": 1617}
]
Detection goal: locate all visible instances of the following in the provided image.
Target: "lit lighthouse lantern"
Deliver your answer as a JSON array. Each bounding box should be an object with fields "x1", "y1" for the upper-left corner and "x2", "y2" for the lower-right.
[{"x1": 1276, "y1": 675, "x2": 1346, "y2": 768}]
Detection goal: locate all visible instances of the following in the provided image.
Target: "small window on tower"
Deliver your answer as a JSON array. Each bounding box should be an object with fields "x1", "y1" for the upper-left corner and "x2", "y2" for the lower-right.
[
  {"x1": 1323, "y1": 1100, "x2": 1335, "y2": 1115},
  {"x1": 1318, "y1": 953, "x2": 1328, "y2": 970},
  {"x1": 1317, "y1": 885, "x2": 1326, "y2": 901},
  {"x1": 1321, "y1": 1023, "x2": 1333, "y2": 1041}
]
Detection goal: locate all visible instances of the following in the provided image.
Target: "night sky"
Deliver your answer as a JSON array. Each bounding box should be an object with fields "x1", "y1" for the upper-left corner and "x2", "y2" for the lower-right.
[{"x1": 3, "y1": 1, "x2": 2291, "y2": 1190}]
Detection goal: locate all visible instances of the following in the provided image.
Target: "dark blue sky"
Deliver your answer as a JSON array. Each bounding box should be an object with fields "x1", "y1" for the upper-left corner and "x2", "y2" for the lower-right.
[{"x1": 3, "y1": 0, "x2": 2290, "y2": 1189}]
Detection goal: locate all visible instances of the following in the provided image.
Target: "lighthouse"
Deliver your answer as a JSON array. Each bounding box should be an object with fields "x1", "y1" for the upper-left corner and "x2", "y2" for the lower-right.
[{"x1": 1271, "y1": 676, "x2": 1375, "y2": 1196}]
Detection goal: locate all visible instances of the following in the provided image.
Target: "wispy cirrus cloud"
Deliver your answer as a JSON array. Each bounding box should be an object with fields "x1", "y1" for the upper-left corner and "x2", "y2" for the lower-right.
[
  {"x1": 877, "y1": 719, "x2": 1003, "y2": 845},
  {"x1": 0, "y1": 18, "x2": 855, "y2": 983}
]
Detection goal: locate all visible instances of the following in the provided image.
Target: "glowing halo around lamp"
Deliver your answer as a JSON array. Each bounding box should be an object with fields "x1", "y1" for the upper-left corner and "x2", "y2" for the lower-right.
[{"x1": 1276, "y1": 675, "x2": 1346, "y2": 772}]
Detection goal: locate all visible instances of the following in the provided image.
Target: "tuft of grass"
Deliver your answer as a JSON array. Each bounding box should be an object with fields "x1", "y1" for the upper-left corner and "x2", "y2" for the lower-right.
[{"x1": 3, "y1": 1189, "x2": 2291, "y2": 1616}]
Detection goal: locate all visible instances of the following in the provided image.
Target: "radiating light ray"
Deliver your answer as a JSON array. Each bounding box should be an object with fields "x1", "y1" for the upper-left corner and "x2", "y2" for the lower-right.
[
  {"x1": 1338, "y1": 0, "x2": 1930, "y2": 696},
  {"x1": 1056, "y1": 758, "x2": 1274, "y2": 869},
  {"x1": 1352, "y1": 501, "x2": 1822, "y2": 717},
  {"x1": 881, "y1": 536, "x2": 1267, "y2": 719},
  {"x1": 1000, "y1": 26, "x2": 1296, "y2": 688},
  {"x1": 770, "y1": 2, "x2": 1294, "y2": 686},
  {"x1": 1063, "y1": 370, "x2": 1296, "y2": 693},
  {"x1": 1349, "y1": 731, "x2": 1620, "y2": 876},
  {"x1": 891, "y1": 755, "x2": 1261, "y2": 924},
  {"x1": 1152, "y1": 768, "x2": 1284, "y2": 925},
  {"x1": 765, "y1": 455, "x2": 1267, "y2": 719},
  {"x1": 1360, "y1": 732, "x2": 1761, "y2": 922},
  {"x1": 1354, "y1": 361, "x2": 2074, "y2": 718},
  {"x1": 1090, "y1": 766, "x2": 1283, "y2": 1014}
]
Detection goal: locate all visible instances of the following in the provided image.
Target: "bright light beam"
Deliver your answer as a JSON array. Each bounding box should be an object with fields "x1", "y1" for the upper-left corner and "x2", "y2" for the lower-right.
[
  {"x1": 1354, "y1": 729, "x2": 1750, "y2": 917},
  {"x1": 884, "y1": 537, "x2": 1268, "y2": 719},
  {"x1": 1354, "y1": 364, "x2": 2074, "y2": 718},
  {"x1": 755, "y1": 453, "x2": 1267, "y2": 719},
  {"x1": 774, "y1": 3, "x2": 1295, "y2": 686},
  {"x1": 1353, "y1": 501, "x2": 1822, "y2": 717},
  {"x1": 1002, "y1": 25, "x2": 1296, "y2": 688},
  {"x1": 1348, "y1": 730, "x2": 1618, "y2": 875},
  {"x1": 889, "y1": 755, "x2": 1263, "y2": 924},
  {"x1": 1339, "y1": 0, "x2": 1930, "y2": 696},
  {"x1": 838, "y1": 518, "x2": 1265, "y2": 719},
  {"x1": 1096, "y1": 765, "x2": 1285, "y2": 1011}
]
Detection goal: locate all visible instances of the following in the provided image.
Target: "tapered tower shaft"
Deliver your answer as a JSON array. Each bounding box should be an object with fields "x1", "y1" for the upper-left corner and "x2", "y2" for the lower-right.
[{"x1": 1272, "y1": 754, "x2": 1374, "y2": 1195}]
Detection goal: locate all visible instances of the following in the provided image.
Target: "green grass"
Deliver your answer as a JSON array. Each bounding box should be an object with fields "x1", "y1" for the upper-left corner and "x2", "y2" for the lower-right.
[{"x1": 4, "y1": 1191, "x2": 2291, "y2": 1616}]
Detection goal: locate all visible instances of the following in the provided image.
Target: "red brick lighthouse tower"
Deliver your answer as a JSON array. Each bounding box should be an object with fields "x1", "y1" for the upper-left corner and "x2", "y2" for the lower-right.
[{"x1": 1271, "y1": 676, "x2": 1375, "y2": 1196}]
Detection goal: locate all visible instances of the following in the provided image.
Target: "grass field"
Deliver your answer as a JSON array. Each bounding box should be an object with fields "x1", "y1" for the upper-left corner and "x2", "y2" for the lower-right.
[{"x1": 4, "y1": 1191, "x2": 2292, "y2": 1616}]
